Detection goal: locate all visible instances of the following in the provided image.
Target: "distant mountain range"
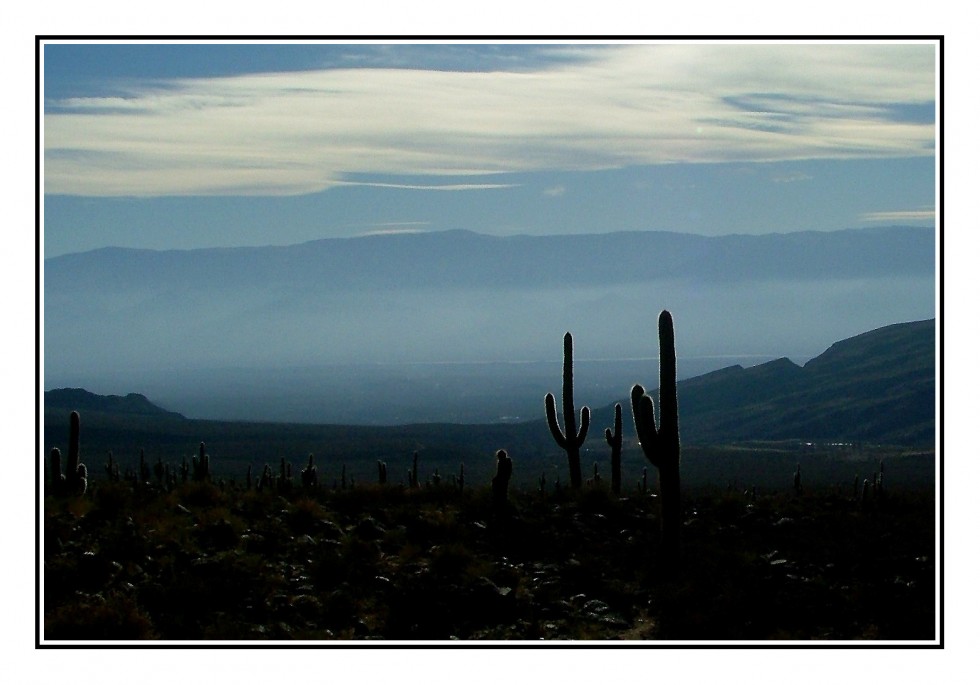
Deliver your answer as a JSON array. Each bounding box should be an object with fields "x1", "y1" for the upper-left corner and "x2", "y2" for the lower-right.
[
  {"x1": 46, "y1": 225, "x2": 933, "y2": 292},
  {"x1": 45, "y1": 317, "x2": 936, "y2": 447},
  {"x1": 44, "y1": 225, "x2": 935, "y2": 392}
]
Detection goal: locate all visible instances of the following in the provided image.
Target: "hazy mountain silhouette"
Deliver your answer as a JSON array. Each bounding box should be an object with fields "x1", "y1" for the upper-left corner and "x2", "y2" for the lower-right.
[
  {"x1": 44, "y1": 225, "x2": 935, "y2": 394},
  {"x1": 46, "y1": 226, "x2": 933, "y2": 292}
]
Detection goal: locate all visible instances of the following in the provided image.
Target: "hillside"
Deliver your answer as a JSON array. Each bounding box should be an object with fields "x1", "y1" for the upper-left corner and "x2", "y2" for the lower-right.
[
  {"x1": 600, "y1": 318, "x2": 935, "y2": 445},
  {"x1": 45, "y1": 388, "x2": 185, "y2": 419}
]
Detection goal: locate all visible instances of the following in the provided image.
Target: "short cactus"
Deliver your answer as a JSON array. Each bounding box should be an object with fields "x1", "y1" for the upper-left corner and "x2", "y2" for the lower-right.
[
  {"x1": 192, "y1": 443, "x2": 211, "y2": 482},
  {"x1": 491, "y1": 449, "x2": 513, "y2": 506},
  {"x1": 377, "y1": 460, "x2": 387, "y2": 485},
  {"x1": 301, "y1": 454, "x2": 318, "y2": 491},
  {"x1": 605, "y1": 403, "x2": 623, "y2": 494},
  {"x1": 545, "y1": 332, "x2": 590, "y2": 489},
  {"x1": 105, "y1": 451, "x2": 120, "y2": 482},
  {"x1": 794, "y1": 463, "x2": 803, "y2": 495},
  {"x1": 409, "y1": 451, "x2": 420, "y2": 489}
]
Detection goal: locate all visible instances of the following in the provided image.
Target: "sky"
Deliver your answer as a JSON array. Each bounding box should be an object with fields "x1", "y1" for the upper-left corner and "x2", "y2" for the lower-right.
[{"x1": 41, "y1": 39, "x2": 937, "y2": 258}]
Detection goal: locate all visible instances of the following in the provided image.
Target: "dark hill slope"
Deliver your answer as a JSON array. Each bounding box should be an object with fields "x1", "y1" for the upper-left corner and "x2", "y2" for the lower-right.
[
  {"x1": 45, "y1": 388, "x2": 185, "y2": 419},
  {"x1": 603, "y1": 319, "x2": 935, "y2": 445}
]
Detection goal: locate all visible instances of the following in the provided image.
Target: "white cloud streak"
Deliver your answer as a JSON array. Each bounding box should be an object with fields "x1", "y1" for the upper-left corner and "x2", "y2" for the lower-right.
[
  {"x1": 860, "y1": 209, "x2": 936, "y2": 222},
  {"x1": 43, "y1": 42, "x2": 937, "y2": 198}
]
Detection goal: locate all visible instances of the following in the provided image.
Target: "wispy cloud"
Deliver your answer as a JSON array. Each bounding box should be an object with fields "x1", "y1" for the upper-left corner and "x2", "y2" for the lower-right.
[
  {"x1": 771, "y1": 171, "x2": 813, "y2": 183},
  {"x1": 335, "y1": 181, "x2": 517, "y2": 191},
  {"x1": 860, "y1": 209, "x2": 936, "y2": 222},
  {"x1": 542, "y1": 185, "x2": 566, "y2": 197},
  {"x1": 44, "y1": 42, "x2": 936, "y2": 198}
]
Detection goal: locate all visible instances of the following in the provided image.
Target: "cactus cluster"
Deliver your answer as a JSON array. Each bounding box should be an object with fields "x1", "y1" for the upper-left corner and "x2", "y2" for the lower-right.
[{"x1": 545, "y1": 332, "x2": 591, "y2": 489}]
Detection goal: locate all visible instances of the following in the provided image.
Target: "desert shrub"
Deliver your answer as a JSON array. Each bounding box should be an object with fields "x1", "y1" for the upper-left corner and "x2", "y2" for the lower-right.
[
  {"x1": 180, "y1": 481, "x2": 225, "y2": 508},
  {"x1": 45, "y1": 591, "x2": 157, "y2": 639}
]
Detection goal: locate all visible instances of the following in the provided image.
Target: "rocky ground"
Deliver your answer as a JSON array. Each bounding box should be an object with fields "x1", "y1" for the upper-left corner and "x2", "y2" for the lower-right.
[{"x1": 42, "y1": 479, "x2": 936, "y2": 641}]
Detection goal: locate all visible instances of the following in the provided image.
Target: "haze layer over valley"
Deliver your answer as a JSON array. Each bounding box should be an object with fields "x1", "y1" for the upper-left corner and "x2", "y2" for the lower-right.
[{"x1": 43, "y1": 226, "x2": 935, "y2": 424}]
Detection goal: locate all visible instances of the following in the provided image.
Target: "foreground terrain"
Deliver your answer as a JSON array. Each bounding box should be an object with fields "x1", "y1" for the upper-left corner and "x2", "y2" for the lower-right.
[{"x1": 42, "y1": 477, "x2": 936, "y2": 641}]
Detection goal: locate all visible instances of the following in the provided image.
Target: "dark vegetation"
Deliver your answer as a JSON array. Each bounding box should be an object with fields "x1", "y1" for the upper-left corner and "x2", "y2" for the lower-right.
[
  {"x1": 43, "y1": 455, "x2": 935, "y2": 640},
  {"x1": 41, "y1": 316, "x2": 937, "y2": 641}
]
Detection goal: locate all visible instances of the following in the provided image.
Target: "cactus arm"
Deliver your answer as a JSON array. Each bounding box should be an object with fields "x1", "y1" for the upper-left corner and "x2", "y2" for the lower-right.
[
  {"x1": 631, "y1": 384, "x2": 661, "y2": 467},
  {"x1": 544, "y1": 393, "x2": 569, "y2": 447},
  {"x1": 606, "y1": 403, "x2": 623, "y2": 494},
  {"x1": 575, "y1": 406, "x2": 591, "y2": 447}
]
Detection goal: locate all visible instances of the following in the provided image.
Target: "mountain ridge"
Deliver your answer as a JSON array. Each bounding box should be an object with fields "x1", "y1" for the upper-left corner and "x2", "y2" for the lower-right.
[{"x1": 45, "y1": 225, "x2": 934, "y2": 291}]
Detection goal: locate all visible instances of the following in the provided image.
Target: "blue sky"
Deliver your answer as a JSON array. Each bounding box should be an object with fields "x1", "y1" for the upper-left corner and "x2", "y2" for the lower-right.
[{"x1": 41, "y1": 40, "x2": 937, "y2": 257}]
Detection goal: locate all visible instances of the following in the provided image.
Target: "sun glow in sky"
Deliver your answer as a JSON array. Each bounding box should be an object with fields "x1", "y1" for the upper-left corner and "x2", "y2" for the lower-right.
[{"x1": 41, "y1": 39, "x2": 937, "y2": 257}]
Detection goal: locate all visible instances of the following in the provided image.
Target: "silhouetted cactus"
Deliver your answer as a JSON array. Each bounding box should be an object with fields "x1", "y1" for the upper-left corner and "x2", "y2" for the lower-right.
[
  {"x1": 605, "y1": 403, "x2": 623, "y2": 494},
  {"x1": 260, "y1": 464, "x2": 274, "y2": 491},
  {"x1": 192, "y1": 443, "x2": 211, "y2": 482},
  {"x1": 301, "y1": 454, "x2": 318, "y2": 491},
  {"x1": 105, "y1": 451, "x2": 120, "y2": 483},
  {"x1": 50, "y1": 448, "x2": 66, "y2": 496},
  {"x1": 154, "y1": 456, "x2": 165, "y2": 486},
  {"x1": 458, "y1": 462, "x2": 465, "y2": 491},
  {"x1": 246, "y1": 464, "x2": 253, "y2": 490},
  {"x1": 491, "y1": 449, "x2": 512, "y2": 507},
  {"x1": 794, "y1": 463, "x2": 803, "y2": 495},
  {"x1": 630, "y1": 310, "x2": 681, "y2": 558},
  {"x1": 545, "y1": 332, "x2": 590, "y2": 489},
  {"x1": 589, "y1": 461, "x2": 601, "y2": 486},
  {"x1": 277, "y1": 457, "x2": 293, "y2": 493},
  {"x1": 64, "y1": 411, "x2": 87, "y2": 495},
  {"x1": 49, "y1": 412, "x2": 87, "y2": 496},
  {"x1": 409, "y1": 451, "x2": 420, "y2": 489}
]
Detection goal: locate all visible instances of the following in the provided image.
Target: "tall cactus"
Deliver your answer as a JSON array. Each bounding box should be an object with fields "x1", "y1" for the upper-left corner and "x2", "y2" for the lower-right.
[
  {"x1": 545, "y1": 332, "x2": 590, "y2": 489},
  {"x1": 630, "y1": 310, "x2": 680, "y2": 558},
  {"x1": 605, "y1": 403, "x2": 623, "y2": 494}
]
